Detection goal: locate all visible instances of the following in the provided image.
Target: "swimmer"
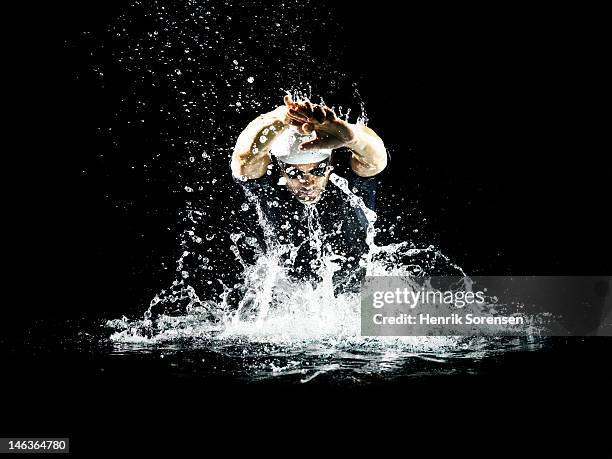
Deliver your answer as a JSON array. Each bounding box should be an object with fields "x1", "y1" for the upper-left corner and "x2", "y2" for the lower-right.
[{"x1": 231, "y1": 95, "x2": 387, "y2": 204}]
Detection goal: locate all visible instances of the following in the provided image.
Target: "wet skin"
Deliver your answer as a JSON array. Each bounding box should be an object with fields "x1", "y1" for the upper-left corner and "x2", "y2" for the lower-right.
[{"x1": 279, "y1": 160, "x2": 332, "y2": 205}]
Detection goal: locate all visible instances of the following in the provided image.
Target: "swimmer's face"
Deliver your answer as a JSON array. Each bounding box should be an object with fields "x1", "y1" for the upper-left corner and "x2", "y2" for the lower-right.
[{"x1": 280, "y1": 160, "x2": 332, "y2": 205}]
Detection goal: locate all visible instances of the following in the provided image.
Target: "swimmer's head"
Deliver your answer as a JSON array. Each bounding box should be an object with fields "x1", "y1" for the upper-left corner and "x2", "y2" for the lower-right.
[
  {"x1": 270, "y1": 128, "x2": 333, "y2": 204},
  {"x1": 278, "y1": 159, "x2": 332, "y2": 205}
]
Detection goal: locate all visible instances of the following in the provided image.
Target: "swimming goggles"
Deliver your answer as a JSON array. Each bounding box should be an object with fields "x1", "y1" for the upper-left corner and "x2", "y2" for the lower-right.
[{"x1": 281, "y1": 162, "x2": 330, "y2": 179}]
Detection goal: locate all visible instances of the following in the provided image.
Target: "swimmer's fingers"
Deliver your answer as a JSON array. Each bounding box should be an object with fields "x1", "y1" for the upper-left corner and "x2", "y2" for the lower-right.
[
  {"x1": 313, "y1": 105, "x2": 326, "y2": 123},
  {"x1": 292, "y1": 101, "x2": 316, "y2": 118},
  {"x1": 288, "y1": 103, "x2": 310, "y2": 118},
  {"x1": 290, "y1": 108, "x2": 326, "y2": 126},
  {"x1": 289, "y1": 119, "x2": 313, "y2": 134},
  {"x1": 302, "y1": 123, "x2": 314, "y2": 134},
  {"x1": 291, "y1": 103, "x2": 335, "y2": 124},
  {"x1": 284, "y1": 95, "x2": 307, "y2": 115},
  {"x1": 288, "y1": 109, "x2": 310, "y2": 123},
  {"x1": 283, "y1": 95, "x2": 294, "y2": 107},
  {"x1": 288, "y1": 119, "x2": 304, "y2": 130},
  {"x1": 299, "y1": 134, "x2": 339, "y2": 151},
  {"x1": 304, "y1": 101, "x2": 314, "y2": 117},
  {"x1": 323, "y1": 106, "x2": 337, "y2": 121}
]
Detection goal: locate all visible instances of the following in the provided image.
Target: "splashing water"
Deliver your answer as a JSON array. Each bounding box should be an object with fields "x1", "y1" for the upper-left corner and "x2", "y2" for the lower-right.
[{"x1": 106, "y1": 174, "x2": 545, "y2": 382}]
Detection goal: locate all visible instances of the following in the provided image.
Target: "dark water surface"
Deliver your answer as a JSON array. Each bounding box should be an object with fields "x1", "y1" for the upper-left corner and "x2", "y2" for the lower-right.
[
  {"x1": 4, "y1": 317, "x2": 610, "y2": 387},
  {"x1": 3, "y1": 316, "x2": 611, "y2": 453}
]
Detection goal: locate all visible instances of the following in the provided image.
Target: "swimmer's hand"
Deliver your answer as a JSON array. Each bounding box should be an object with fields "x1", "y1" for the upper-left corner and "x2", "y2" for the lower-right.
[
  {"x1": 283, "y1": 95, "x2": 387, "y2": 177},
  {"x1": 283, "y1": 96, "x2": 355, "y2": 149}
]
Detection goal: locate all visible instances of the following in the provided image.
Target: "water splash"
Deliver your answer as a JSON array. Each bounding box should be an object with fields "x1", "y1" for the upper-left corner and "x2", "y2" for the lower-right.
[{"x1": 107, "y1": 173, "x2": 529, "y2": 343}]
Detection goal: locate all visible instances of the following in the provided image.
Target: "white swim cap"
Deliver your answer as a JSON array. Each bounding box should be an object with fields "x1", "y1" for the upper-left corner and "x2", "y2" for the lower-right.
[{"x1": 270, "y1": 129, "x2": 332, "y2": 165}]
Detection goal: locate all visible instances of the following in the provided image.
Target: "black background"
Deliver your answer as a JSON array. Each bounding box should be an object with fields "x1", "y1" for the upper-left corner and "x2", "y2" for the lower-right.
[{"x1": 4, "y1": 0, "x2": 611, "y2": 450}]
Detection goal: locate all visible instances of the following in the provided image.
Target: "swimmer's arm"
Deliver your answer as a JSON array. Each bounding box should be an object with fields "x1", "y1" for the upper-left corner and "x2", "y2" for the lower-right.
[
  {"x1": 346, "y1": 124, "x2": 388, "y2": 177},
  {"x1": 231, "y1": 107, "x2": 288, "y2": 180}
]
